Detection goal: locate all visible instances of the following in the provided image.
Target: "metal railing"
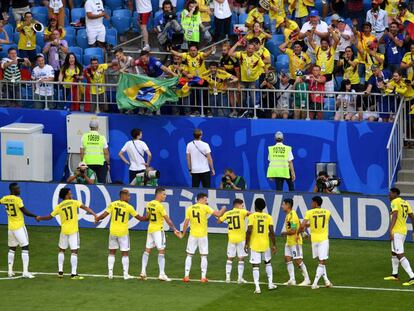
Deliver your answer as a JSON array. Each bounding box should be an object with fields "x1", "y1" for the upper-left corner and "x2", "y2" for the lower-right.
[{"x1": 386, "y1": 97, "x2": 406, "y2": 188}]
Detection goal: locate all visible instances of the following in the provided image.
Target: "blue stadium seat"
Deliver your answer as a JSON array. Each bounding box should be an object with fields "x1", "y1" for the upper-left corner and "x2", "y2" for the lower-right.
[
  {"x1": 36, "y1": 45, "x2": 41, "y2": 54},
  {"x1": 271, "y1": 34, "x2": 285, "y2": 44},
  {"x1": 323, "y1": 97, "x2": 335, "y2": 120},
  {"x1": 65, "y1": 33, "x2": 75, "y2": 46},
  {"x1": 83, "y1": 53, "x2": 104, "y2": 66},
  {"x1": 76, "y1": 29, "x2": 89, "y2": 49},
  {"x1": 84, "y1": 47, "x2": 104, "y2": 57},
  {"x1": 276, "y1": 54, "x2": 289, "y2": 64},
  {"x1": 73, "y1": 0, "x2": 83, "y2": 8},
  {"x1": 334, "y1": 76, "x2": 343, "y2": 91},
  {"x1": 13, "y1": 32, "x2": 20, "y2": 45},
  {"x1": 104, "y1": 7, "x2": 112, "y2": 17},
  {"x1": 151, "y1": 0, "x2": 159, "y2": 11},
  {"x1": 33, "y1": 13, "x2": 48, "y2": 27},
  {"x1": 36, "y1": 32, "x2": 45, "y2": 48},
  {"x1": 68, "y1": 46, "x2": 83, "y2": 62},
  {"x1": 103, "y1": 18, "x2": 110, "y2": 28},
  {"x1": 64, "y1": 13, "x2": 69, "y2": 26},
  {"x1": 4, "y1": 23, "x2": 14, "y2": 39},
  {"x1": 325, "y1": 16, "x2": 332, "y2": 25},
  {"x1": 106, "y1": 34, "x2": 118, "y2": 46},
  {"x1": 65, "y1": 26, "x2": 76, "y2": 38},
  {"x1": 31, "y1": 6, "x2": 48, "y2": 16},
  {"x1": 231, "y1": 12, "x2": 238, "y2": 24},
  {"x1": 314, "y1": 0, "x2": 323, "y2": 15},
  {"x1": 154, "y1": 10, "x2": 163, "y2": 20},
  {"x1": 131, "y1": 11, "x2": 140, "y2": 33},
  {"x1": 71, "y1": 8, "x2": 85, "y2": 22},
  {"x1": 363, "y1": 0, "x2": 372, "y2": 13},
  {"x1": 176, "y1": 0, "x2": 185, "y2": 11},
  {"x1": 239, "y1": 13, "x2": 248, "y2": 25},
  {"x1": 0, "y1": 44, "x2": 17, "y2": 58},
  {"x1": 105, "y1": 0, "x2": 124, "y2": 10},
  {"x1": 111, "y1": 16, "x2": 132, "y2": 35},
  {"x1": 275, "y1": 61, "x2": 289, "y2": 72},
  {"x1": 106, "y1": 28, "x2": 118, "y2": 38},
  {"x1": 263, "y1": 14, "x2": 270, "y2": 30}
]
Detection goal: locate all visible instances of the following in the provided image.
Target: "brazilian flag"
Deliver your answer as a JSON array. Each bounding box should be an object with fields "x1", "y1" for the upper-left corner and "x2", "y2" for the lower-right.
[{"x1": 116, "y1": 73, "x2": 179, "y2": 111}]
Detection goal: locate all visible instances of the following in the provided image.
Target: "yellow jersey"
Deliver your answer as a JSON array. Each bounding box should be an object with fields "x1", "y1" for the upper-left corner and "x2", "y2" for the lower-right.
[
  {"x1": 62, "y1": 67, "x2": 82, "y2": 86},
  {"x1": 362, "y1": 51, "x2": 384, "y2": 81},
  {"x1": 385, "y1": 79, "x2": 414, "y2": 99},
  {"x1": 256, "y1": 46, "x2": 271, "y2": 69},
  {"x1": 235, "y1": 51, "x2": 265, "y2": 82},
  {"x1": 0, "y1": 195, "x2": 25, "y2": 231},
  {"x1": 357, "y1": 32, "x2": 377, "y2": 60},
  {"x1": 402, "y1": 52, "x2": 414, "y2": 81},
  {"x1": 44, "y1": 27, "x2": 67, "y2": 40},
  {"x1": 288, "y1": 0, "x2": 309, "y2": 18},
  {"x1": 245, "y1": 32, "x2": 268, "y2": 45},
  {"x1": 168, "y1": 63, "x2": 188, "y2": 78},
  {"x1": 304, "y1": 208, "x2": 330, "y2": 243},
  {"x1": 248, "y1": 212, "x2": 274, "y2": 252},
  {"x1": 219, "y1": 208, "x2": 249, "y2": 244},
  {"x1": 343, "y1": 61, "x2": 360, "y2": 85},
  {"x1": 185, "y1": 203, "x2": 214, "y2": 238},
  {"x1": 315, "y1": 46, "x2": 335, "y2": 75},
  {"x1": 285, "y1": 210, "x2": 302, "y2": 246},
  {"x1": 269, "y1": 0, "x2": 286, "y2": 20},
  {"x1": 285, "y1": 48, "x2": 311, "y2": 78},
  {"x1": 390, "y1": 197, "x2": 413, "y2": 235},
  {"x1": 202, "y1": 69, "x2": 233, "y2": 94},
  {"x1": 283, "y1": 19, "x2": 300, "y2": 43},
  {"x1": 180, "y1": 52, "x2": 207, "y2": 77},
  {"x1": 146, "y1": 200, "x2": 167, "y2": 233},
  {"x1": 106, "y1": 200, "x2": 137, "y2": 237},
  {"x1": 196, "y1": 0, "x2": 211, "y2": 23},
  {"x1": 385, "y1": 0, "x2": 399, "y2": 18},
  {"x1": 51, "y1": 199, "x2": 81, "y2": 235},
  {"x1": 17, "y1": 22, "x2": 36, "y2": 50},
  {"x1": 245, "y1": 8, "x2": 264, "y2": 27},
  {"x1": 88, "y1": 63, "x2": 108, "y2": 95}
]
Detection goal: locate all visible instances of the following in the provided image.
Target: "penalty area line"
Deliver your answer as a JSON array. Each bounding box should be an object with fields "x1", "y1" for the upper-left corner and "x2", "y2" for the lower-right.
[{"x1": 1, "y1": 271, "x2": 413, "y2": 293}]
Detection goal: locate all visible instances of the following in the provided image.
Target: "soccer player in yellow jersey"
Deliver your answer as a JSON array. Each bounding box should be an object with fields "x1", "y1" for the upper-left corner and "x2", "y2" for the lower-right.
[
  {"x1": 245, "y1": 198, "x2": 277, "y2": 294},
  {"x1": 140, "y1": 187, "x2": 181, "y2": 282},
  {"x1": 37, "y1": 188, "x2": 97, "y2": 280},
  {"x1": 181, "y1": 193, "x2": 226, "y2": 283},
  {"x1": 95, "y1": 189, "x2": 146, "y2": 280},
  {"x1": 300, "y1": 196, "x2": 332, "y2": 289},
  {"x1": 217, "y1": 198, "x2": 250, "y2": 283},
  {"x1": 281, "y1": 198, "x2": 310, "y2": 286},
  {"x1": 0, "y1": 183, "x2": 38, "y2": 278},
  {"x1": 384, "y1": 188, "x2": 414, "y2": 286}
]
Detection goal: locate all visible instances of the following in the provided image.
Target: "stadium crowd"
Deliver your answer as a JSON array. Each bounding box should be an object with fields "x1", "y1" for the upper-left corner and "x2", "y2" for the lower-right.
[{"x1": 0, "y1": 0, "x2": 414, "y2": 120}]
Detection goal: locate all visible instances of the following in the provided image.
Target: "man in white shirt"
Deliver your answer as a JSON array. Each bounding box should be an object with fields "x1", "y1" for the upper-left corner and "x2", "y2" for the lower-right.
[
  {"x1": 129, "y1": 0, "x2": 152, "y2": 51},
  {"x1": 366, "y1": 0, "x2": 388, "y2": 41},
  {"x1": 85, "y1": 0, "x2": 110, "y2": 48},
  {"x1": 31, "y1": 54, "x2": 55, "y2": 109},
  {"x1": 298, "y1": 9, "x2": 329, "y2": 63},
  {"x1": 333, "y1": 18, "x2": 353, "y2": 60},
  {"x1": 118, "y1": 128, "x2": 152, "y2": 183},
  {"x1": 186, "y1": 128, "x2": 215, "y2": 188}
]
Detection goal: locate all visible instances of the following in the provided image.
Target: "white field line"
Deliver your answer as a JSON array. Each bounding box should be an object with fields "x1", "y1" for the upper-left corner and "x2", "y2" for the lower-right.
[{"x1": 1, "y1": 270, "x2": 414, "y2": 293}]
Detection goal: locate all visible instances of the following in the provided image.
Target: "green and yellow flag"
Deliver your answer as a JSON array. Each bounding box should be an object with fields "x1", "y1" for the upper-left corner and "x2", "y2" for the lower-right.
[{"x1": 116, "y1": 73, "x2": 179, "y2": 111}]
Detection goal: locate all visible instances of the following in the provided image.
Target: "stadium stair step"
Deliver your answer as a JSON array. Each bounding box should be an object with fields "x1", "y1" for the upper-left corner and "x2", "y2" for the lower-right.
[
  {"x1": 400, "y1": 158, "x2": 414, "y2": 171},
  {"x1": 393, "y1": 181, "x2": 414, "y2": 195},
  {"x1": 395, "y1": 148, "x2": 414, "y2": 196},
  {"x1": 397, "y1": 170, "x2": 414, "y2": 182}
]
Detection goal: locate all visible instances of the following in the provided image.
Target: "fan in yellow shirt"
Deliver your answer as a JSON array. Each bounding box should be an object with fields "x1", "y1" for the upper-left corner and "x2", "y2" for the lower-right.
[
  {"x1": 0, "y1": 183, "x2": 37, "y2": 278},
  {"x1": 171, "y1": 44, "x2": 215, "y2": 77},
  {"x1": 181, "y1": 193, "x2": 226, "y2": 283},
  {"x1": 245, "y1": 6, "x2": 266, "y2": 29},
  {"x1": 279, "y1": 39, "x2": 311, "y2": 79},
  {"x1": 384, "y1": 187, "x2": 414, "y2": 286},
  {"x1": 357, "y1": 40, "x2": 384, "y2": 81},
  {"x1": 16, "y1": 12, "x2": 36, "y2": 54},
  {"x1": 140, "y1": 187, "x2": 180, "y2": 282},
  {"x1": 385, "y1": 70, "x2": 414, "y2": 99},
  {"x1": 300, "y1": 196, "x2": 332, "y2": 289},
  {"x1": 95, "y1": 188, "x2": 146, "y2": 280},
  {"x1": 217, "y1": 199, "x2": 250, "y2": 283},
  {"x1": 400, "y1": 43, "x2": 414, "y2": 82},
  {"x1": 308, "y1": 29, "x2": 339, "y2": 77},
  {"x1": 37, "y1": 188, "x2": 97, "y2": 280},
  {"x1": 244, "y1": 22, "x2": 272, "y2": 45},
  {"x1": 202, "y1": 62, "x2": 238, "y2": 94},
  {"x1": 251, "y1": 37, "x2": 271, "y2": 69},
  {"x1": 245, "y1": 198, "x2": 277, "y2": 294},
  {"x1": 281, "y1": 198, "x2": 311, "y2": 286}
]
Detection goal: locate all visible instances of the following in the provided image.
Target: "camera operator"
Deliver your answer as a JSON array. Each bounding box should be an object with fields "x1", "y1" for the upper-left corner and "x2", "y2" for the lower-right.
[
  {"x1": 154, "y1": 0, "x2": 182, "y2": 50},
  {"x1": 67, "y1": 162, "x2": 97, "y2": 185},
  {"x1": 219, "y1": 168, "x2": 246, "y2": 190},
  {"x1": 314, "y1": 171, "x2": 340, "y2": 194}
]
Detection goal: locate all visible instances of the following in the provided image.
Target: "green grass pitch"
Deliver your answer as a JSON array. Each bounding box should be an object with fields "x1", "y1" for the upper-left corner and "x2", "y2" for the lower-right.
[{"x1": 1, "y1": 225, "x2": 413, "y2": 311}]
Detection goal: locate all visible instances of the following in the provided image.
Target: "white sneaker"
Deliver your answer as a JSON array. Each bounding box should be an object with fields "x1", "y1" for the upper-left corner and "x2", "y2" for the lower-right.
[
  {"x1": 108, "y1": 270, "x2": 113, "y2": 280},
  {"x1": 311, "y1": 284, "x2": 320, "y2": 290},
  {"x1": 237, "y1": 278, "x2": 247, "y2": 284},
  {"x1": 226, "y1": 277, "x2": 231, "y2": 283},
  {"x1": 8, "y1": 271, "x2": 15, "y2": 277},
  {"x1": 298, "y1": 279, "x2": 311, "y2": 286},
  {"x1": 140, "y1": 273, "x2": 147, "y2": 280},
  {"x1": 143, "y1": 44, "x2": 151, "y2": 51},
  {"x1": 123, "y1": 274, "x2": 134, "y2": 280},
  {"x1": 325, "y1": 281, "x2": 333, "y2": 288},
  {"x1": 283, "y1": 279, "x2": 296, "y2": 286},
  {"x1": 254, "y1": 287, "x2": 261, "y2": 294},
  {"x1": 22, "y1": 272, "x2": 35, "y2": 279},
  {"x1": 268, "y1": 283, "x2": 277, "y2": 290},
  {"x1": 159, "y1": 274, "x2": 171, "y2": 282}
]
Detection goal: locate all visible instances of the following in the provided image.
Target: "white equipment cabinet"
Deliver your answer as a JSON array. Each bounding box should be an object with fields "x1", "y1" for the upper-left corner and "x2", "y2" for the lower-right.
[{"x1": 0, "y1": 123, "x2": 53, "y2": 181}]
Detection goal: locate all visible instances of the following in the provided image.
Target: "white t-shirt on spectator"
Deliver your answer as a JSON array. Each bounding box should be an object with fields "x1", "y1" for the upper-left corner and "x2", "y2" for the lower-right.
[
  {"x1": 136, "y1": 0, "x2": 152, "y2": 14},
  {"x1": 32, "y1": 64, "x2": 55, "y2": 96},
  {"x1": 214, "y1": 0, "x2": 232, "y2": 19},
  {"x1": 336, "y1": 28, "x2": 353, "y2": 57},
  {"x1": 186, "y1": 140, "x2": 211, "y2": 174},
  {"x1": 159, "y1": 0, "x2": 177, "y2": 8},
  {"x1": 300, "y1": 21, "x2": 329, "y2": 53},
  {"x1": 49, "y1": 0, "x2": 63, "y2": 13},
  {"x1": 121, "y1": 139, "x2": 149, "y2": 171},
  {"x1": 85, "y1": 0, "x2": 105, "y2": 29}
]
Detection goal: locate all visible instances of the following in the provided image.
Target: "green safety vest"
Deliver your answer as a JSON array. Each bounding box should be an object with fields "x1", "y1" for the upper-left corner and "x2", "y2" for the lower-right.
[
  {"x1": 82, "y1": 131, "x2": 105, "y2": 165},
  {"x1": 266, "y1": 144, "x2": 291, "y2": 179},
  {"x1": 181, "y1": 10, "x2": 201, "y2": 42}
]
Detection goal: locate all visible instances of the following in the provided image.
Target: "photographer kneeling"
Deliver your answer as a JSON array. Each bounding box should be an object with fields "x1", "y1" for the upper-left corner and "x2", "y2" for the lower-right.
[
  {"x1": 314, "y1": 171, "x2": 340, "y2": 194},
  {"x1": 154, "y1": 0, "x2": 182, "y2": 50},
  {"x1": 219, "y1": 168, "x2": 246, "y2": 190},
  {"x1": 67, "y1": 162, "x2": 97, "y2": 185}
]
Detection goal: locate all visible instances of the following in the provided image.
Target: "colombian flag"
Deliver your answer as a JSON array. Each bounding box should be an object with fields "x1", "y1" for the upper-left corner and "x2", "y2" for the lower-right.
[
  {"x1": 176, "y1": 76, "x2": 205, "y2": 97},
  {"x1": 116, "y1": 73, "x2": 179, "y2": 111}
]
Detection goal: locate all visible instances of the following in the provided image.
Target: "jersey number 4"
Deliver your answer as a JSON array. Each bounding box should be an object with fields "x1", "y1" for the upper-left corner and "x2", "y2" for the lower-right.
[
  {"x1": 192, "y1": 210, "x2": 201, "y2": 223},
  {"x1": 5, "y1": 203, "x2": 17, "y2": 217}
]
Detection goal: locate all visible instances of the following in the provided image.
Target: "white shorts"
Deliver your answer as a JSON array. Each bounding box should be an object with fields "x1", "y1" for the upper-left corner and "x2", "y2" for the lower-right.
[
  {"x1": 391, "y1": 233, "x2": 406, "y2": 254},
  {"x1": 227, "y1": 241, "x2": 247, "y2": 258},
  {"x1": 284, "y1": 244, "x2": 303, "y2": 259},
  {"x1": 86, "y1": 26, "x2": 106, "y2": 45},
  {"x1": 186, "y1": 235, "x2": 208, "y2": 255},
  {"x1": 250, "y1": 249, "x2": 272, "y2": 264},
  {"x1": 145, "y1": 231, "x2": 166, "y2": 250},
  {"x1": 8, "y1": 226, "x2": 29, "y2": 247},
  {"x1": 59, "y1": 232, "x2": 80, "y2": 250},
  {"x1": 312, "y1": 240, "x2": 329, "y2": 260},
  {"x1": 109, "y1": 234, "x2": 130, "y2": 252}
]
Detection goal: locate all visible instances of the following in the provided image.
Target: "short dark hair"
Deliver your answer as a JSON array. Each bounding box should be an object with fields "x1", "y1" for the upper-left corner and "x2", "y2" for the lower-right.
[
  {"x1": 9, "y1": 182, "x2": 18, "y2": 192},
  {"x1": 254, "y1": 198, "x2": 266, "y2": 211},
  {"x1": 293, "y1": 41, "x2": 303, "y2": 47},
  {"x1": 283, "y1": 198, "x2": 293, "y2": 208},
  {"x1": 197, "y1": 193, "x2": 207, "y2": 201},
  {"x1": 8, "y1": 47, "x2": 16, "y2": 54},
  {"x1": 140, "y1": 50, "x2": 150, "y2": 57},
  {"x1": 131, "y1": 128, "x2": 142, "y2": 139},
  {"x1": 90, "y1": 57, "x2": 98, "y2": 63},
  {"x1": 320, "y1": 38, "x2": 330, "y2": 44},
  {"x1": 312, "y1": 196, "x2": 323, "y2": 206},
  {"x1": 233, "y1": 198, "x2": 244, "y2": 206},
  {"x1": 119, "y1": 189, "x2": 129, "y2": 196},
  {"x1": 24, "y1": 12, "x2": 32, "y2": 17},
  {"x1": 114, "y1": 47, "x2": 124, "y2": 54},
  {"x1": 59, "y1": 188, "x2": 70, "y2": 200},
  {"x1": 390, "y1": 187, "x2": 400, "y2": 195},
  {"x1": 318, "y1": 171, "x2": 328, "y2": 177},
  {"x1": 193, "y1": 128, "x2": 202, "y2": 139},
  {"x1": 224, "y1": 168, "x2": 234, "y2": 174},
  {"x1": 155, "y1": 187, "x2": 166, "y2": 195},
  {"x1": 389, "y1": 21, "x2": 400, "y2": 28},
  {"x1": 363, "y1": 22, "x2": 372, "y2": 28},
  {"x1": 250, "y1": 37, "x2": 261, "y2": 45},
  {"x1": 209, "y1": 61, "x2": 218, "y2": 67},
  {"x1": 189, "y1": 43, "x2": 199, "y2": 50},
  {"x1": 162, "y1": 0, "x2": 173, "y2": 9}
]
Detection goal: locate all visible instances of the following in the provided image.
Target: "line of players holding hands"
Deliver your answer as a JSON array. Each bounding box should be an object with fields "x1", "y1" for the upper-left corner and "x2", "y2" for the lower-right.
[{"x1": 1, "y1": 183, "x2": 414, "y2": 293}]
